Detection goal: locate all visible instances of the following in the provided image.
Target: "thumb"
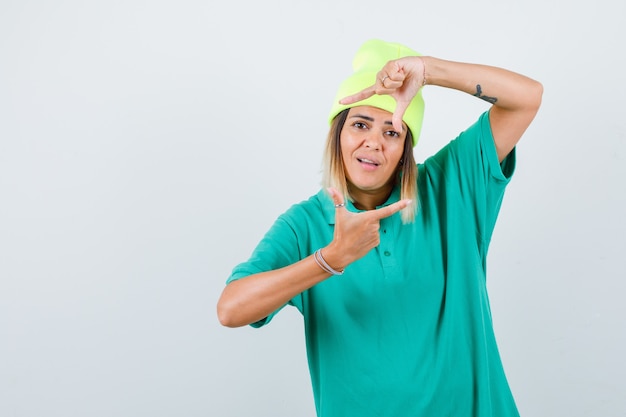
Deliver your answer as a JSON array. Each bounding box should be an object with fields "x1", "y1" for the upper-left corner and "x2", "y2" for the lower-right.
[
  {"x1": 392, "y1": 100, "x2": 410, "y2": 133},
  {"x1": 370, "y1": 199, "x2": 413, "y2": 220},
  {"x1": 326, "y1": 187, "x2": 346, "y2": 209}
]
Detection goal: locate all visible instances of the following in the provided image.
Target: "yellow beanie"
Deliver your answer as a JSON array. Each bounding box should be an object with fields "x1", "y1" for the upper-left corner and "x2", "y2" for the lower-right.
[{"x1": 328, "y1": 39, "x2": 425, "y2": 146}]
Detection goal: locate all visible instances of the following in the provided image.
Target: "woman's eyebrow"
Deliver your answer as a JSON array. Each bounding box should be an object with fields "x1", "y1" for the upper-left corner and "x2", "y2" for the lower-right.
[
  {"x1": 348, "y1": 114, "x2": 374, "y2": 122},
  {"x1": 349, "y1": 114, "x2": 393, "y2": 125}
]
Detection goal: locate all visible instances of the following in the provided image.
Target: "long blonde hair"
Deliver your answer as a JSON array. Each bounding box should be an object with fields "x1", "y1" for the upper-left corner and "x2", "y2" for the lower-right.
[{"x1": 322, "y1": 109, "x2": 418, "y2": 223}]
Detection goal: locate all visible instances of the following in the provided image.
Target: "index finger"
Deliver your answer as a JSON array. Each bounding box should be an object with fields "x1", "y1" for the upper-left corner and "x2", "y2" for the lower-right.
[
  {"x1": 338, "y1": 85, "x2": 376, "y2": 106},
  {"x1": 369, "y1": 199, "x2": 413, "y2": 220}
]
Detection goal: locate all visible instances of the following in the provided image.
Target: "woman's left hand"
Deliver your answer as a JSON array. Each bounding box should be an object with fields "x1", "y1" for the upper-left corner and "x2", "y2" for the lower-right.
[{"x1": 338, "y1": 56, "x2": 426, "y2": 133}]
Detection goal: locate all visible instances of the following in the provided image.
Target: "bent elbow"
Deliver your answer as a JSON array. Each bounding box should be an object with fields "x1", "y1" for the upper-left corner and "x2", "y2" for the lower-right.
[
  {"x1": 531, "y1": 80, "x2": 544, "y2": 111},
  {"x1": 217, "y1": 300, "x2": 240, "y2": 328}
]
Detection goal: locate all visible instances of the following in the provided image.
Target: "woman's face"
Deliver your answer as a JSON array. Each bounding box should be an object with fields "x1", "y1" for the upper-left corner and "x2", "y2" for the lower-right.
[{"x1": 340, "y1": 106, "x2": 407, "y2": 205}]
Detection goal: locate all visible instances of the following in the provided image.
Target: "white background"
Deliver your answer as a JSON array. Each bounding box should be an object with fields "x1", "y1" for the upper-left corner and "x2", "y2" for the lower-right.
[{"x1": 1, "y1": 1, "x2": 624, "y2": 416}]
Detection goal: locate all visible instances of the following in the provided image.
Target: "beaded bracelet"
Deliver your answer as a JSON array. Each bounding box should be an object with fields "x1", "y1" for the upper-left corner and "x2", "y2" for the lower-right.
[{"x1": 313, "y1": 248, "x2": 344, "y2": 276}]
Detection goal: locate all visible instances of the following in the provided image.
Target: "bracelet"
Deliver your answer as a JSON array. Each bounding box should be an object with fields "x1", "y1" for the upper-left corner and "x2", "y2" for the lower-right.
[{"x1": 313, "y1": 248, "x2": 344, "y2": 276}]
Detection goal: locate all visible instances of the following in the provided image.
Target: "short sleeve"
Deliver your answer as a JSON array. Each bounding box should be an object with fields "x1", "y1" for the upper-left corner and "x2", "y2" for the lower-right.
[
  {"x1": 227, "y1": 216, "x2": 305, "y2": 328},
  {"x1": 424, "y1": 110, "x2": 516, "y2": 250}
]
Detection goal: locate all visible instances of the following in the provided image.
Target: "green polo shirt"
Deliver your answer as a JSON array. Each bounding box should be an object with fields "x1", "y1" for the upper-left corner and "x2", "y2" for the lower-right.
[{"x1": 228, "y1": 111, "x2": 519, "y2": 417}]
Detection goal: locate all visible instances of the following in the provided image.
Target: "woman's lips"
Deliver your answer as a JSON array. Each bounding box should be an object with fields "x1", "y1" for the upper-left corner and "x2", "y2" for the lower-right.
[
  {"x1": 357, "y1": 157, "x2": 380, "y2": 171},
  {"x1": 357, "y1": 157, "x2": 380, "y2": 166}
]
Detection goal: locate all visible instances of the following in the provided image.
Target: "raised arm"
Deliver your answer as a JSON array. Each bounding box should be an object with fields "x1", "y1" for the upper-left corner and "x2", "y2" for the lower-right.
[
  {"x1": 340, "y1": 55, "x2": 543, "y2": 162},
  {"x1": 423, "y1": 57, "x2": 543, "y2": 161}
]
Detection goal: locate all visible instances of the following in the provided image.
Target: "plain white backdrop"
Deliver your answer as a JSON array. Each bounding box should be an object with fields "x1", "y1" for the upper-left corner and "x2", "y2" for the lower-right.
[{"x1": 1, "y1": 1, "x2": 624, "y2": 416}]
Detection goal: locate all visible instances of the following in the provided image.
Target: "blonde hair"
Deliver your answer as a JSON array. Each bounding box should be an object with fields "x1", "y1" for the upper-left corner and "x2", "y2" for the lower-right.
[{"x1": 322, "y1": 109, "x2": 418, "y2": 223}]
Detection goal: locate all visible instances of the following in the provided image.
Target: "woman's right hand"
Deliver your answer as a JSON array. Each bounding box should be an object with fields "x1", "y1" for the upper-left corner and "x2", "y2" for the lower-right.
[
  {"x1": 217, "y1": 189, "x2": 411, "y2": 327},
  {"x1": 322, "y1": 187, "x2": 411, "y2": 270}
]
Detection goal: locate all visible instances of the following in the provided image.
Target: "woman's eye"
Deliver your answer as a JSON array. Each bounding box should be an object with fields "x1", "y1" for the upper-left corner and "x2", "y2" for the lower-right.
[
  {"x1": 386, "y1": 130, "x2": 400, "y2": 138},
  {"x1": 353, "y1": 122, "x2": 367, "y2": 129}
]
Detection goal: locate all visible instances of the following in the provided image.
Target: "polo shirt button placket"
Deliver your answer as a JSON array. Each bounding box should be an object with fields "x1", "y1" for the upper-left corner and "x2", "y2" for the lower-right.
[{"x1": 378, "y1": 218, "x2": 398, "y2": 276}]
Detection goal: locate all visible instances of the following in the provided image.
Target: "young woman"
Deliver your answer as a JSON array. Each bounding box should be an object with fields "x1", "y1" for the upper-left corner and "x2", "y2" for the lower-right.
[{"x1": 217, "y1": 39, "x2": 543, "y2": 417}]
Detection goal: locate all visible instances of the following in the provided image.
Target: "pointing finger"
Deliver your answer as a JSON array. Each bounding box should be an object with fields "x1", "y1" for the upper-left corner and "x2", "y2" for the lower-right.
[
  {"x1": 369, "y1": 199, "x2": 413, "y2": 220},
  {"x1": 339, "y1": 85, "x2": 376, "y2": 106}
]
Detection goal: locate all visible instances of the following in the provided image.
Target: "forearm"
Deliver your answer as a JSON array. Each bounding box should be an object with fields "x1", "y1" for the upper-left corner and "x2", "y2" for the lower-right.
[
  {"x1": 217, "y1": 254, "x2": 332, "y2": 328},
  {"x1": 422, "y1": 56, "x2": 543, "y2": 161},
  {"x1": 422, "y1": 56, "x2": 542, "y2": 112},
  {"x1": 217, "y1": 190, "x2": 412, "y2": 328}
]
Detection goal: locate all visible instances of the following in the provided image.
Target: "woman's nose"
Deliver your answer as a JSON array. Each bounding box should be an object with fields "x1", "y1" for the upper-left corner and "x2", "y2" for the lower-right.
[{"x1": 364, "y1": 134, "x2": 381, "y2": 150}]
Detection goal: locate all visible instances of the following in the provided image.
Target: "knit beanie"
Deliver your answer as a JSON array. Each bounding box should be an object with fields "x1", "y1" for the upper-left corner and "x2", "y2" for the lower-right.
[{"x1": 328, "y1": 39, "x2": 425, "y2": 146}]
